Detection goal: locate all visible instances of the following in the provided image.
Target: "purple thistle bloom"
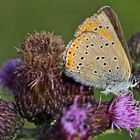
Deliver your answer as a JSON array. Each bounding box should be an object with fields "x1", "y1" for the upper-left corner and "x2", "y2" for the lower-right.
[
  {"x1": 61, "y1": 96, "x2": 92, "y2": 140},
  {"x1": 109, "y1": 90, "x2": 140, "y2": 135},
  {"x1": 0, "y1": 59, "x2": 21, "y2": 90}
]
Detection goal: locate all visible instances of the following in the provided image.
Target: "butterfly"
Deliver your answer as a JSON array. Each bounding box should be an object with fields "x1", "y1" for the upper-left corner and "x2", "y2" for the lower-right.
[{"x1": 64, "y1": 6, "x2": 137, "y2": 95}]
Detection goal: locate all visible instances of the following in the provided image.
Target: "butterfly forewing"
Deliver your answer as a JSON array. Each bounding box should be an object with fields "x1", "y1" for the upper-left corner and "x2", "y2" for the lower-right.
[{"x1": 75, "y1": 6, "x2": 131, "y2": 74}]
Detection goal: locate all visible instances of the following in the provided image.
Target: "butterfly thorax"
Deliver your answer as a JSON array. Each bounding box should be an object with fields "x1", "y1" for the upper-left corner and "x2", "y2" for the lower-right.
[{"x1": 101, "y1": 81, "x2": 133, "y2": 95}]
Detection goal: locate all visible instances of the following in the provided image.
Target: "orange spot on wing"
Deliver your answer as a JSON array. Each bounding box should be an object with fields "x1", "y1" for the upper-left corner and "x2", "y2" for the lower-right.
[
  {"x1": 66, "y1": 36, "x2": 86, "y2": 71},
  {"x1": 97, "y1": 29, "x2": 112, "y2": 41},
  {"x1": 76, "y1": 19, "x2": 100, "y2": 36},
  {"x1": 76, "y1": 19, "x2": 112, "y2": 42}
]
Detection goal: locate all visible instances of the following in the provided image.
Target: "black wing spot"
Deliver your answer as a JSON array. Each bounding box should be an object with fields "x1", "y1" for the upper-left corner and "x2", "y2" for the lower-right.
[
  {"x1": 116, "y1": 66, "x2": 119, "y2": 69},
  {"x1": 106, "y1": 26, "x2": 109, "y2": 29},
  {"x1": 103, "y1": 63, "x2": 106, "y2": 66},
  {"x1": 85, "y1": 52, "x2": 88, "y2": 55},
  {"x1": 108, "y1": 69, "x2": 112, "y2": 72},
  {"x1": 91, "y1": 44, "x2": 94, "y2": 46},
  {"x1": 114, "y1": 57, "x2": 117, "y2": 60},
  {"x1": 105, "y1": 43, "x2": 109, "y2": 46},
  {"x1": 86, "y1": 45, "x2": 89, "y2": 48},
  {"x1": 73, "y1": 53, "x2": 75, "y2": 56},
  {"x1": 99, "y1": 25, "x2": 102, "y2": 28},
  {"x1": 96, "y1": 57, "x2": 100, "y2": 60},
  {"x1": 94, "y1": 71, "x2": 97, "y2": 73},
  {"x1": 100, "y1": 46, "x2": 103, "y2": 48},
  {"x1": 79, "y1": 63, "x2": 83, "y2": 66},
  {"x1": 81, "y1": 57, "x2": 84, "y2": 60},
  {"x1": 101, "y1": 56, "x2": 105, "y2": 59},
  {"x1": 77, "y1": 66, "x2": 79, "y2": 69},
  {"x1": 76, "y1": 47, "x2": 79, "y2": 49},
  {"x1": 86, "y1": 38, "x2": 89, "y2": 41},
  {"x1": 112, "y1": 42, "x2": 115, "y2": 45},
  {"x1": 94, "y1": 28, "x2": 98, "y2": 31}
]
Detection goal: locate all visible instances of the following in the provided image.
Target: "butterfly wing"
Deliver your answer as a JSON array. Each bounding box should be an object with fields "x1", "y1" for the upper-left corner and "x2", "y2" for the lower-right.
[
  {"x1": 64, "y1": 31, "x2": 130, "y2": 88},
  {"x1": 64, "y1": 6, "x2": 131, "y2": 88},
  {"x1": 75, "y1": 6, "x2": 131, "y2": 68}
]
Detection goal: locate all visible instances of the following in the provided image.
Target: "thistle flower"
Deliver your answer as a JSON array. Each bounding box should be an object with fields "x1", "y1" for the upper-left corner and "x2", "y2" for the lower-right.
[
  {"x1": 0, "y1": 99, "x2": 23, "y2": 140},
  {"x1": 62, "y1": 76, "x2": 95, "y2": 105},
  {"x1": 109, "y1": 90, "x2": 140, "y2": 135},
  {"x1": 60, "y1": 96, "x2": 93, "y2": 140},
  {"x1": 20, "y1": 32, "x2": 64, "y2": 72},
  {"x1": 14, "y1": 32, "x2": 67, "y2": 124},
  {"x1": 0, "y1": 59, "x2": 21, "y2": 91},
  {"x1": 128, "y1": 32, "x2": 140, "y2": 64},
  {"x1": 88, "y1": 103, "x2": 111, "y2": 136}
]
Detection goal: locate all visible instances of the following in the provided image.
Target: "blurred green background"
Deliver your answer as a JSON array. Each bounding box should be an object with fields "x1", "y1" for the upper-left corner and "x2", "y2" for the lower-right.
[{"x1": 0, "y1": 0, "x2": 140, "y2": 140}]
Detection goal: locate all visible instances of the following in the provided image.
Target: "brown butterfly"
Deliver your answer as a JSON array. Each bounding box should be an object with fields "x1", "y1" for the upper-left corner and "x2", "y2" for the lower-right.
[{"x1": 64, "y1": 6, "x2": 136, "y2": 95}]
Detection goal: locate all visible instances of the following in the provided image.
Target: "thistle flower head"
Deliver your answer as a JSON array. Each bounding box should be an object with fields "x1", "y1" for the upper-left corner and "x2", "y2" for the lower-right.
[
  {"x1": 109, "y1": 90, "x2": 140, "y2": 135},
  {"x1": 88, "y1": 103, "x2": 111, "y2": 136},
  {"x1": 0, "y1": 59, "x2": 21, "y2": 91},
  {"x1": 14, "y1": 32, "x2": 67, "y2": 124},
  {"x1": 20, "y1": 32, "x2": 64, "y2": 73},
  {"x1": 0, "y1": 99, "x2": 23, "y2": 140},
  {"x1": 60, "y1": 96, "x2": 92, "y2": 140}
]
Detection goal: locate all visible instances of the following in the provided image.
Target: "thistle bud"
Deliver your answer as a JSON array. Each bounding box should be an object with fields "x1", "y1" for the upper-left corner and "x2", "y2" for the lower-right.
[
  {"x1": 88, "y1": 103, "x2": 111, "y2": 136},
  {"x1": 0, "y1": 59, "x2": 21, "y2": 92},
  {"x1": 0, "y1": 99, "x2": 23, "y2": 140}
]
